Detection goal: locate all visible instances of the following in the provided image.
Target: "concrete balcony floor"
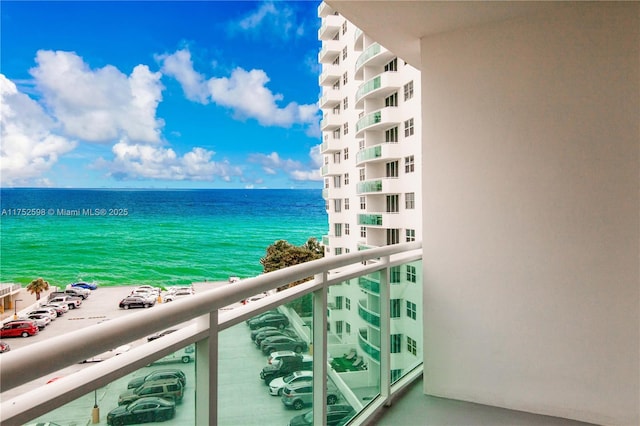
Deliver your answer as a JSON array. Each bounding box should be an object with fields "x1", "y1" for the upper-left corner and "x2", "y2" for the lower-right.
[{"x1": 369, "y1": 377, "x2": 598, "y2": 426}]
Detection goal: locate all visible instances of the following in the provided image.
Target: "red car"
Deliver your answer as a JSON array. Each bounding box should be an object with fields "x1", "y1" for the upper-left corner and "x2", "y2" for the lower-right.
[
  {"x1": 0, "y1": 320, "x2": 39, "y2": 338},
  {"x1": 0, "y1": 341, "x2": 10, "y2": 352}
]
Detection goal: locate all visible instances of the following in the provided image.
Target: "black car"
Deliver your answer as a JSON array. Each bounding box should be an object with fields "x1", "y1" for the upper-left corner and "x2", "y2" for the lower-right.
[
  {"x1": 248, "y1": 313, "x2": 289, "y2": 330},
  {"x1": 107, "y1": 397, "x2": 175, "y2": 425},
  {"x1": 254, "y1": 328, "x2": 297, "y2": 346},
  {"x1": 119, "y1": 296, "x2": 155, "y2": 309},
  {"x1": 127, "y1": 369, "x2": 187, "y2": 389},
  {"x1": 288, "y1": 405, "x2": 355, "y2": 426},
  {"x1": 260, "y1": 335, "x2": 308, "y2": 355},
  {"x1": 249, "y1": 325, "x2": 279, "y2": 340}
]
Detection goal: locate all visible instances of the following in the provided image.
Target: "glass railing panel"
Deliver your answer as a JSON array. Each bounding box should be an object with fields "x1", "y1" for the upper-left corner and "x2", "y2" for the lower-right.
[
  {"x1": 355, "y1": 43, "x2": 381, "y2": 70},
  {"x1": 219, "y1": 294, "x2": 316, "y2": 425},
  {"x1": 355, "y1": 76, "x2": 381, "y2": 103},
  {"x1": 25, "y1": 343, "x2": 197, "y2": 425},
  {"x1": 356, "y1": 180, "x2": 383, "y2": 194},
  {"x1": 389, "y1": 259, "x2": 423, "y2": 384},
  {"x1": 356, "y1": 144, "x2": 382, "y2": 163},
  {"x1": 355, "y1": 110, "x2": 382, "y2": 133},
  {"x1": 358, "y1": 213, "x2": 383, "y2": 226}
]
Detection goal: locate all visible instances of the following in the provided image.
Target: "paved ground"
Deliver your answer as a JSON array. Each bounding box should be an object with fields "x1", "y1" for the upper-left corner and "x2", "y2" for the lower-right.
[{"x1": 1, "y1": 283, "x2": 336, "y2": 426}]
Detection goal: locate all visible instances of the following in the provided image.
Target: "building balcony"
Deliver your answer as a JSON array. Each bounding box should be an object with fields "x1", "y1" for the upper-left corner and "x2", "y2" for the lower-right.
[
  {"x1": 318, "y1": 14, "x2": 342, "y2": 40},
  {"x1": 322, "y1": 161, "x2": 344, "y2": 177},
  {"x1": 358, "y1": 328, "x2": 381, "y2": 362},
  {"x1": 354, "y1": 28, "x2": 364, "y2": 51},
  {"x1": 354, "y1": 42, "x2": 396, "y2": 80},
  {"x1": 355, "y1": 107, "x2": 402, "y2": 137},
  {"x1": 319, "y1": 88, "x2": 342, "y2": 109},
  {"x1": 318, "y1": 39, "x2": 342, "y2": 64},
  {"x1": 355, "y1": 71, "x2": 404, "y2": 108},
  {"x1": 320, "y1": 134, "x2": 342, "y2": 153},
  {"x1": 320, "y1": 113, "x2": 342, "y2": 131},
  {"x1": 319, "y1": 64, "x2": 341, "y2": 86},
  {"x1": 358, "y1": 274, "x2": 380, "y2": 294},
  {"x1": 356, "y1": 177, "x2": 403, "y2": 195},
  {"x1": 355, "y1": 142, "x2": 402, "y2": 166},
  {"x1": 317, "y1": 1, "x2": 334, "y2": 18},
  {"x1": 358, "y1": 300, "x2": 380, "y2": 327}
]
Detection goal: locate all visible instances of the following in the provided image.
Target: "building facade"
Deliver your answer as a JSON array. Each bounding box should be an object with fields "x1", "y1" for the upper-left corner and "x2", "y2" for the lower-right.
[{"x1": 318, "y1": 2, "x2": 423, "y2": 388}]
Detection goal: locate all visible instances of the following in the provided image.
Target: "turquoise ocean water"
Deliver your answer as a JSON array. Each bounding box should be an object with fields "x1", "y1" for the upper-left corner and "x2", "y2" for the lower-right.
[{"x1": 0, "y1": 189, "x2": 327, "y2": 287}]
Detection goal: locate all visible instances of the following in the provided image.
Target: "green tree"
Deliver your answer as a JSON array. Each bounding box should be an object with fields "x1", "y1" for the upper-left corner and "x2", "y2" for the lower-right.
[
  {"x1": 27, "y1": 277, "x2": 50, "y2": 301},
  {"x1": 260, "y1": 237, "x2": 324, "y2": 291}
]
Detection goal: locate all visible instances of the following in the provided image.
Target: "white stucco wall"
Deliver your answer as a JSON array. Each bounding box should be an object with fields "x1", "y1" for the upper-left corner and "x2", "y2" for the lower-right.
[{"x1": 420, "y1": 4, "x2": 639, "y2": 425}]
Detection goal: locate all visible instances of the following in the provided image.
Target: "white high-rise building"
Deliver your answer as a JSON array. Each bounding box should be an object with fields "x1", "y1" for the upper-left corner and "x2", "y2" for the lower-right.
[{"x1": 318, "y1": 2, "x2": 423, "y2": 386}]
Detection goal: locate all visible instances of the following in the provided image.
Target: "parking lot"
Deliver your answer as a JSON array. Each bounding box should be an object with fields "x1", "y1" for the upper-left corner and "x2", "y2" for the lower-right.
[{"x1": 1, "y1": 284, "x2": 345, "y2": 426}]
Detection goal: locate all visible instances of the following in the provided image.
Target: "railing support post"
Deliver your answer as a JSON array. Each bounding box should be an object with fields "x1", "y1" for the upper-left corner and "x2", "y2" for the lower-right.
[
  {"x1": 312, "y1": 272, "x2": 328, "y2": 426},
  {"x1": 380, "y1": 256, "x2": 391, "y2": 406},
  {"x1": 195, "y1": 311, "x2": 218, "y2": 425}
]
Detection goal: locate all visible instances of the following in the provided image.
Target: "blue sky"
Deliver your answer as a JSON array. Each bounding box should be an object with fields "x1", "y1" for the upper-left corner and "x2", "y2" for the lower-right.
[{"x1": 1, "y1": 1, "x2": 323, "y2": 188}]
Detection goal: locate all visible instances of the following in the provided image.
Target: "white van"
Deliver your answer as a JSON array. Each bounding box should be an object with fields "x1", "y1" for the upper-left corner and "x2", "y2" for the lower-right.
[{"x1": 153, "y1": 345, "x2": 195, "y2": 364}]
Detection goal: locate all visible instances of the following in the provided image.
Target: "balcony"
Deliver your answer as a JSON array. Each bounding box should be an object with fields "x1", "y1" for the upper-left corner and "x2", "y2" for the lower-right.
[
  {"x1": 355, "y1": 142, "x2": 403, "y2": 166},
  {"x1": 319, "y1": 88, "x2": 342, "y2": 109},
  {"x1": 355, "y1": 107, "x2": 403, "y2": 137},
  {"x1": 358, "y1": 213, "x2": 383, "y2": 226},
  {"x1": 355, "y1": 71, "x2": 404, "y2": 108},
  {"x1": 319, "y1": 64, "x2": 341, "y2": 86},
  {"x1": 320, "y1": 113, "x2": 342, "y2": 131},
  {"x1": 318, "y1": 39, "x2": 342, "y2": 64},
  {"x1": 318, "y1": 14, "x2": 342, "y2": 40},
  {"x1": 354, "y1": 42, "x2": 395, "y2": 79},
  {"x1": 358, "y1": 275, "x2": 380, "y2": 294},
  {"x1": 320, "y1": 134, "x2": 342, "y2": 153},
  {"x1": 354, "y1": 28, "x2": 364, "y2": 51},
  {"x1": 0, "y1": 243, "x2": 423, "y2": 426},
  {"x1": 358, "y1": 328, "x2": 381, "y2": 362},
  {"x1": 358, "y1": 300, "x2": 380, "y2": 327},
  {"x1": 355, "y1": 177, "x2": 404, "y2": 195}
]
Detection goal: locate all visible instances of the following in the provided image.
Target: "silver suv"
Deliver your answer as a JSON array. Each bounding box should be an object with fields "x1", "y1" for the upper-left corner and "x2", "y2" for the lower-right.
[{"x1": 281, "y1": 381, "x2": 339, "y2": 410}]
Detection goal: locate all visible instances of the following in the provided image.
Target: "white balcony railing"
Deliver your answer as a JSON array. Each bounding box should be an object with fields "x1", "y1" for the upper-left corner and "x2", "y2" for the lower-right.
[{"x1": 1, "y1": 242, "x2": 422, "y2": 426}]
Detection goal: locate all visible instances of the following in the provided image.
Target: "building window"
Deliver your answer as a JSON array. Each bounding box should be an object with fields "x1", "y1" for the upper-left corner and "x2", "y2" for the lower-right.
[
  {"x1": 332, "y1": 128, "x2": 341, "y2": 139},
  {"x1": 407, "y1": 336, "x2": 417, "y2": 355},
  {"x1": 360, "y1": 226, "x2": 367, "y2": 238},
  {"x1": 345, "y1": 223, "x2": 350, "y2": 235},
  {"x1": 345, "y1": 297, "x2": 351, "y2": 310},
  {"x1": 404, "y1": 118, "x2": 414, "y2": 137},
  {"x1": 387, "y1": 228, "x2": 400, "y2": 245},
  {"x1": 332, "y1": 54, "x2": 340, "y2": 65},
  {"x1": 390, "y1": 299, "x2": 401, "y2": 318},
  {"x1": 334, "y1": 223, "x2": 342, "y2": 237},
  {"x1": 333, "y1": 175, "x2": 341, "y2": 188},
  {"x1": 405, "y1": 155, "x2": 415, "y2": 173},
  {"x1": 385, "y1": 127, "x2": 398, "y2": 142},
  {"x1": 359, "y1": 169, "x2": 365, "y2": 181},
  {"x1": 384, "y1": 58, "x2": 397, "y2": 72},
  {"x1": 386, "y1": 194, "x2": 399, "y2": 213},
  {"x1": 333, "y1": 152, "x2": 341, "y2": 164},
  {"x1": 335, "y1": 247, "x2": 342, "y2": 255},
  {"x1": 335, "y1": 320, "x2": 343, "y2": 336},
  {"x1": 333, "y1": 104, "x2": 340, "y2": 115},
  {"x1": 405, "y1": 192, "x2": 415, "y2": 209},
  {"x1": 406, "y1": 229, "x2": 416, "y2": 242},
  {"x1": 335, "y1": 296, "x2": 343, "y2": 309},
  {"x1": 343, "y1": 122, "x2": 349, "y2": 135},
  {"x1": 343, "y1": 97, "x2": 348, "y2": 110},
  {"x1": 391, "y1": 369, "x2": 403, "y2": 383},
  {"x1": 343, "y1": 147, "x2": 349, "y2": 160},
  {"x1": 385, "y1": 92, "x2": 398, "y2": 107},
  {"x1": 342, "y1": 71, "x2": 348, "y2": 85},
  {"x1": 358, "y1": 139, "x2": 365, "y2": 150},
  {"x1": 359, "y1": 196, "x2": 366, "y2": 210},
  {"x1": 334, "y1": 198, "x2": 342, "y2": 212},
  {"x1": 404, "y1": 80, "x2": 414, "y2": 101},
  {"x1": 332, "y1": 80, "x2": 340, "y2": 90},
  {"x1": 342, "y1": 21, "x2": 347, "y2": 35},
  {"x1": 386, "y1": 161, "x2": 399, "y2": 178},
  {"x1": 406, "y1": 301, "x2": 417, "y2": 320},
  {"x1": 344, "y1": 173, "x2": 349, "y2": 185},
  {"x1": 390, "y1": 266, "x2": 401, "y2": 283},
  {"x1": 342, "y1": 46, "x2": 348, "y2": 60},
  {"x1": 345, "y1": 248, "x2": 350, "y2": 254},
  {"x1": 324, "y1": 178, "x2": 329, "y2": 189},
  {"x1": 344, "y1": 198, "x2": 350, "y2": 210},
  {"x1": 346, "y1": 322, "x2": 351, "y2": 334},
  {"x1": 406, "y1": 265, "x2": 417, "y2": 283},
  {"x1": 391, "y1": 334, "x2": 402, "y2": 353}
]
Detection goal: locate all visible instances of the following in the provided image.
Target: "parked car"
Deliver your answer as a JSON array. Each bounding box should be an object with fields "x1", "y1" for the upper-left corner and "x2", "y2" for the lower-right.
[
  {"x1": 72, "y1": 281, "x2": 98, "y2": 290},
  {"x1": 26, "y1": 314, "x2": 51, "y2": 329},
  {"x1": 118, "y1": 378, "x2": 184, "y2": 405},
  {"x1": 0, "y1": 341, "x2": 11, "y2": 352},
  {"x1": 127, "y1": 369, "x2": 187, "y2": 389},
  {"x1": 152, "y1": 345, "x2": 195, "y2": 364},
  {"x1": 107, "y1": 396, "x2": 175, "y2": 425},
  {"x1": 0, "y1": 320, "x2": 39, "y2": 338},
  {"x1": 147, "y1": 329, "x2": 178, "y2": 342},
  {"x1": 281, "y1": 381, "x2": 339, "y2": 409},
  {"x1": 247, "y1": 312, "x2": 289, "y2": 330},
  {"x1": 119, "y1": 296, "x2": 156, "y2": 309},
  {"x1": 48, "y1": 295, "x2": 81, "y2": 309},
  {"x1": 27, "y1": 308, "x2": 57, "y2": 321},
  {"x1": 254, "y1": 328, "x2": 297, "y2": 346},
  {"x1": 250, "y1": 325, "x2": 279, "y2": 341},
  {"x1": 260, "y1": 353, "x2": 313, "y2": 384},
  {"x1": 64, "y1": 287, "x2": 90, "y2": 299},
  {"x1": 269, "y1": 370, "x2": 313, "y2": 396},
  {"x1": 288, "y1": 405, "x2": 355, "y2": 426},
  {"x1": 80, "y1": 344, "x2": 131, "y2": 363},
  {"x1": 260, "y1": 335, "x2": 308, "y2": 355},
  {"x1": 41, "y1": 303, "x2": 68, "y2": 316},
  {"x1": 163, "y1": 288, "x2": 193, "y2": 302},
  {"x1": 245, "y1": 309, "x2": 280, "y2": 324}
]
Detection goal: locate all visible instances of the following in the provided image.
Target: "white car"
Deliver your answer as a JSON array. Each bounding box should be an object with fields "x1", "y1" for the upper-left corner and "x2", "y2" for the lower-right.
[
  {"x1": 268, "y1": 370, "x2": 313, "y2": 396},
  {"x1": 25, "y1": 314, "x2": 51, "y2": 329},
  {"x1": 27, "y1": 308, "x2": 57, "y2": 321}
]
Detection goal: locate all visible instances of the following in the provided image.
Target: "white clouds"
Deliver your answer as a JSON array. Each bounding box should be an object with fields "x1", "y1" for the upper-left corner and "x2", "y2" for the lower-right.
[
  {"x1": 248, "y1": 146, "x2": 322, "y2": 182},
  {"x1": 30, "y1": 50, "x2": 164, "y2": 143},
  {"x1": 101, "y1": 140, "x2": 242, "y2": 182},
  {"x1": 159, "y1": 49, "x2": 319, "y2": 130},
  {"x1": 0, "y1": 74, "x2": 77, "y2": 186},
  {"x1": 236, "y1": 2, "x2": 305, "y2": 40}
]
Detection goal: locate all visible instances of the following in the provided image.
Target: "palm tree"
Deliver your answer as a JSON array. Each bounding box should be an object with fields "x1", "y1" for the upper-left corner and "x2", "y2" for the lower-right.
[{"x1": 27, "y1": 277, "x2": 50, "y2": 301}]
